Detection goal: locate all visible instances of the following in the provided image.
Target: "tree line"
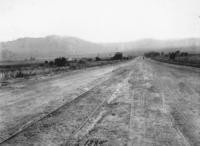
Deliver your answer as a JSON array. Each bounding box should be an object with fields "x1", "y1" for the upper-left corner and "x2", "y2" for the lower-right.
[
  {"x1": 45, "y1": 52, "x2": 131, "y2": 67},
  {"x1": 144, "y1": 50, "x2": 189, "y2": 60}
]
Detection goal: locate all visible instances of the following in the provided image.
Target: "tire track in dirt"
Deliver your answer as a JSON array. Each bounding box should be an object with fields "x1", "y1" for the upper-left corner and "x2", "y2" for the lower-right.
[
  {"x1": 161, "y1": 84, "x2": 193, "y2": 146},
  {"x1": 66, "y1": 69, "x2": 133, "y2": 146},
  {"x1": 68, "y1": 96, "x2": 108, "y2": 139},
  {"x1": 128, "y1": 58, "x2": 192, "y2": 146},
  {"x1": 166, "y1": 87, "x2": 191, "y2": 146},
  {"x1": 128, "y1": 86, "x2": 145, "y2": 145},
  {"x1": 151, "y1": 63, "x2": 192, "y2": 146},
  {"x1": 1, "y1": 65, "x2": 132, "y2": 145},
  {"x1": 149, "y1": 58, "x2": 200, "y2": 146},
  {"x1": 160, "y1": 91, "x2": 190, "y2": 146},
  {"x1": 128, "y1": 89, "x2": 134, "y2": 146},
  {"x1": 65, "y1": 69, "x2": 133, "y2": 145},
  {"x1": 128, "y1": 60, "x2": 152, "y2": 146},
  {"x1": 0, "y1": 69, "x2": 116, "y2": 145},
  {"x1": 0, "y1": 80, "x2": 106, "y2": 145},
  {"x1": 0, "y1": 67, "x2": 116, "y2": 141},
  {"x1": 0, "y1": 62, "x2": 128, "y2": 145}
]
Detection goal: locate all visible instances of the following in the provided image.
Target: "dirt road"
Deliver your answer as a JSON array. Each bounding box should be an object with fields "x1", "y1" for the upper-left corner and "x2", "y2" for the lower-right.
[{"x1": 1, "y1": 57, "x2": 200, "y2": 145}]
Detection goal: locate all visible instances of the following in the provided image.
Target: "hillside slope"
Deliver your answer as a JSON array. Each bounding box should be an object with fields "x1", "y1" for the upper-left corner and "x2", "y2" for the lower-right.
[
  {"x1": 1, "y1": 36, "x2": 200, "y2": 61},
  {"x1": 0, "y1": 36, "x2": 107, "y2": 61}
]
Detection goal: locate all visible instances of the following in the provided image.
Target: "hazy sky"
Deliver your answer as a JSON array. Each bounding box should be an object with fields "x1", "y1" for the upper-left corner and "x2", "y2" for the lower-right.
[{"x1": 0, "y1": 0, "x2": 200, "y2": 42}]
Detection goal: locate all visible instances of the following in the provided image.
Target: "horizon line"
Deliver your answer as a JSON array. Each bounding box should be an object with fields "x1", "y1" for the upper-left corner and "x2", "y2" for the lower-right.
[{"x1": 1, "y1": 34, "x2": 200, "y2": 44}]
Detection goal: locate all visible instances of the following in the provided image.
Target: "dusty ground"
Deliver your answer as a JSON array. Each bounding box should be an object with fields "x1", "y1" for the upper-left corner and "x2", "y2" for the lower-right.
[
  {"x1": 1, "y1": 57, "x2": 200, "y2": 146},
  {"x1": 0, "y1": 64, "x2": 119, "y2": 143}
]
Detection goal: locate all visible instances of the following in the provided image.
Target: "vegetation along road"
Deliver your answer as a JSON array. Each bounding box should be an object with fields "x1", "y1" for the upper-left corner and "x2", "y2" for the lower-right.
[{"x1": 0, "y1": 57, "x2": 200, "y2": 145}]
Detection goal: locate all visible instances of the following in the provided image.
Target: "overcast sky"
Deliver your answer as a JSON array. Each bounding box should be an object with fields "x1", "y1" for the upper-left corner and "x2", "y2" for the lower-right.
[{"x1": 0, "y1": 0, "x2": 199, "y2": 42}]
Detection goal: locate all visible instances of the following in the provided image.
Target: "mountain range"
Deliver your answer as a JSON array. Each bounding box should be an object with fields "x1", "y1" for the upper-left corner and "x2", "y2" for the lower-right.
[{"x1": 0, "y1": 35, "x2": 200, "y2": 61}]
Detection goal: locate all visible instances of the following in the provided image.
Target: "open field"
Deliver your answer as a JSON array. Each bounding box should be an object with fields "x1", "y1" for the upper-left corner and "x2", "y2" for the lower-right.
[
  {"x1": 0, "y1": 58, "x2": 131, "y2": 81},
  {"x1": 0, "y1": 57, "x2": 200, "y2": 145}
]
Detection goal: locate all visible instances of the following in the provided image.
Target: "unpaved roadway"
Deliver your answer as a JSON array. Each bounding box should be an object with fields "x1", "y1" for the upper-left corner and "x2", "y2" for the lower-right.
[{"x1": 1, "y1": 57, "x2": 200, "y2": 146}]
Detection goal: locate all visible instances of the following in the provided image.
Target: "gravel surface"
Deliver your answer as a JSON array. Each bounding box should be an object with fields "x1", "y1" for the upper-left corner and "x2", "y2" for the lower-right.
[{"x1": 1, "y1": 57, "x2": 200, "y2": 146}]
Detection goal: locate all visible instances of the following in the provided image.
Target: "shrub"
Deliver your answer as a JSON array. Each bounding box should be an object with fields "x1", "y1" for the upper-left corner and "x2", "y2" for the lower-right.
[
  {"x1": 15, "y1": 71, "x2": 25, "y2": 78},
  {"x1": 95, "y1": 56, "x2": 101, "y2": 61},
  {"x1": 112, "y1": 52, "x2": 123, "y2": 60},
  {"x1": 78, "y1": 59, "x2": 87, "y2": 64},
  {"x1": 49, "y1": 61, "x2": 54, "y2": 66},
  {"x1": 54, "y1": 57, "x2": 68, "y2": 66},
  {"x1": 144, "y1": 52, "x2": 160, "y2": 58},
  {"x1": 169, "y1": 52, "x2": 176, "y2": 60}
]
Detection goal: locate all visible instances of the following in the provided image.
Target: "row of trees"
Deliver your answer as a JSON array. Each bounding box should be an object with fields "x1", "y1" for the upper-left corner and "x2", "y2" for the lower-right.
[
  {"x1": 144, "y1": 50, "x2": 189, "y2": 60},
  {"x1": 45, "y1": 57, "x2": 69, "y2": 67},
  {"x1": 168, "y1": 51, "x2": 188, "y2": 60},
  {"x1": 144, "y1": 52, "x2": 160, "y2": 58},
  {"x1": 45, "y1": 52, "x2": 128, "y2": 67}
]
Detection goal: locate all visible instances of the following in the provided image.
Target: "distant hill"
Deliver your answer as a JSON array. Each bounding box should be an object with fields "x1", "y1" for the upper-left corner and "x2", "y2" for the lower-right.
[
  {"x1": 0, "y1": 36, "x2": 200, "y2": 61},
  {"x1": 0, "y1": 36, "x2": 109, "y2": 61},
  {"x1": 102, "y1": 38, "x2": 200, "y2": 55}
]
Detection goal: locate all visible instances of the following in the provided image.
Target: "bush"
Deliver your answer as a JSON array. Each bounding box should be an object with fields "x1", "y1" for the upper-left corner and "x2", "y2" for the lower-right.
[
  {"x1": 144, "y1": 52, "x2": 160, "y2": 58},
  {"x1": 112, "y1": 52, "x2": 123, "y2": 60},
  {"x1": 69, "y1": 65, "x2": 77, "y2": 70},
  {"x1": 78, "y1": 59, "x2": 87, "y2": 64},
  {"x1": 49, "y1": 61, "x2": 54, "y2": 66},
  {"x1": 54, "y1": 57, "x2": 68, "y2": 66},
  {"x1": 180, "y1": 52, "x2": 188, "y2": 57},
  {"x1": 86, "y1": 58, "x2": 93, "y2": 61},
  {"x1": 15, "y1": 71, "x2": 25, "y2": 78},
  {"x1": 169, "y1": 52, "x2": 176, "y2": 60},
  {"x1": 95, "y1": 56, "x2": 101, "y2": 61}
]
